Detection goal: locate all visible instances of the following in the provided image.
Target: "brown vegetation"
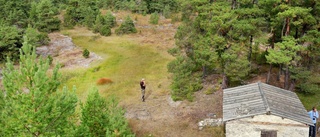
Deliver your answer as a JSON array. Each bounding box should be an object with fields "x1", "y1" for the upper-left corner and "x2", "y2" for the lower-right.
[{"x1": 96, "y1": 78, "x2": 113, "y2": 85}]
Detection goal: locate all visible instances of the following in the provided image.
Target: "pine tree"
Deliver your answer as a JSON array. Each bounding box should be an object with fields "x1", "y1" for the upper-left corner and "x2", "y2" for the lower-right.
[
  {"x1": 93, "y1": 14, "x2": 105, "y2": 33},
  {"x1": 24, "y1": 26, "x2": 48, "y2": 47},
  {"x1": 64, "y1": 0, "x2": 82, "y2": 28},
  {"x1": 266, "y1": 36, "x2": 303, "y2": 89},
  {"x1": 0, "y1": 37, "x2": 78, "y2": 136},
  {"x1": 163, "y1": 5, "x2": 171, "y2": 19},
  {"x1": 0, "y1": 24, "x2": 22, "y2": 61},
  {"x1": 115, "y1": 16, "x2": 137, "y2": 35},
  {"x1": 34, "y1": 0, "x2": 61, "y2": 32},
  {"x1": 100, "y1": 26, "x2": 112, "y2": 36},
  {"x1": 149, "y1": 12, "x2": 159, "y2": 25},
  {"x1": 105, "y1": 11, "x2": 116, "y2": 28},
  {"x1": 0, "y1": 0, "x2": 31, "y2": 28},
  {"x1": 76, "y1": 88, "x2": 134, "y2": 137},
  {"x1": 83, "y1": 7, "x2": 97, "y2": 29},
  {"x1": 222, "y1": 45, "x2": 251, "y2": 84}
]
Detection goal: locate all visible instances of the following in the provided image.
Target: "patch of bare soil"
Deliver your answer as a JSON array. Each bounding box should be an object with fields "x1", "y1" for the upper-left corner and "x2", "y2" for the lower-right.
[{"x1": 36, "y1": 33, "x2": 102, "y2": 69}]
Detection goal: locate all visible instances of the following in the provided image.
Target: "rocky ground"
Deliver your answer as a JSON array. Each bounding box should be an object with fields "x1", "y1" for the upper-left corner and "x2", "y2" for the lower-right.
[{"x1": 36, "y1": 33, "x2": 102, "y2": 69}]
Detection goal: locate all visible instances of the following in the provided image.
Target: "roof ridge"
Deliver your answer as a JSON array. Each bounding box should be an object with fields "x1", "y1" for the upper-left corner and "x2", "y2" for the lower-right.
[{"x1": 258, "y1": 82, "x2": 270, "y2": 113}]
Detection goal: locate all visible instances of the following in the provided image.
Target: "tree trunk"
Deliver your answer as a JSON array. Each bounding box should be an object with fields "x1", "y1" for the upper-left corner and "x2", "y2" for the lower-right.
[
  {"x1": 266, "y1": 64, "x2": 272, "y2": 84},
  {"x1": 289, "y1": 79, "x2": 295, "y2": 91},
  {"x1": 248, "y1": 35, "x2": 253, "y2": 61},
  {"x1": 284, "y1": 65, "x2": 290, "y2": 89},
  {"x1": 295, "y1": 25, "x2": 298, "y2": 39},
  {"x1": 252, "y1": 0, "x2": 256, "y2": 4},
  {"x1": 285, "y1": 17, "x2": 290, "y2": 36},
  {"x1": 308, "y1": 56, "x2": 313, "y2": 70},
  {"x1": 221, "y1": 74, "x2": 228, "y2": 89},
  {"x1": 281, "y1": 19, "x2": 286, "y2": 38},
  {"x1": 277, "y1": 64, "x2": 281, "y2": 81},
  {"x1": 202, "y1": 66, "x2": 207, "y2": 79},
  {"x1": 266, "y1": 32, "x2": 275, "y2": 84},
  {"x1": 231, "y1": 0, "x2": 237, "y2": 9}
]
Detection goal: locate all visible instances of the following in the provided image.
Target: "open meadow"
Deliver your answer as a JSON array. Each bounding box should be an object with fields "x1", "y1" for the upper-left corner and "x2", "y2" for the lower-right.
[{"x1": 55, "y1": 12, "x2": 224, "y2": 137}]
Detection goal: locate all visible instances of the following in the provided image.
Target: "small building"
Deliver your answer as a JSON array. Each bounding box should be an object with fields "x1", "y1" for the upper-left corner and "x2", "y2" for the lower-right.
[{"x1": 223, "y1": 82, "x2": 313, "y2": 137}]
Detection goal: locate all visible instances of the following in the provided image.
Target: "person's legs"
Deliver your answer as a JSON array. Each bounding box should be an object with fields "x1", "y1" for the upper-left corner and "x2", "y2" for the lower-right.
[
  {"x1": 310, "y1": 124, "x2": 316, "y2": 137},
  {"x1": 313, "y1": 123, "x2": 316, "y2": 137},
  {"x1": 310, "y1": 125, "x2": 312, "y2": 137},
  {"x1": 141, "y1": 89, "x2": 145, "y2": 102}
]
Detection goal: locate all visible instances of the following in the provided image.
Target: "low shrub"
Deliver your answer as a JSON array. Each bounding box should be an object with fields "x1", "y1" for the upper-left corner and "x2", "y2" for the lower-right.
[
  {"x1": 100, "y1": 25, "x2": 111, "y2": 36},
  {"x1": 47, "y1": 55, "x2": 53, "y2": 65},
  {"x1": 96, "y1": 78, "x2": 113, "y2": 85},
  {"x1": 115, "y1": 16, "x2": 137, "y2": 35},
  {"x1": 83, "y1": 49, "x2": 90, "y2": 58},
  {"x1": 149, "y1": 12, "x2": 159, "y2": 25}
]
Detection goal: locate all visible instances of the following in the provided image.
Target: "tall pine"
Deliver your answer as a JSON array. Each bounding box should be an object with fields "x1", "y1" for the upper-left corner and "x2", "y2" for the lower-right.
[{"x1": 0, "y1": 37, "x2": 78, "y2": 136}]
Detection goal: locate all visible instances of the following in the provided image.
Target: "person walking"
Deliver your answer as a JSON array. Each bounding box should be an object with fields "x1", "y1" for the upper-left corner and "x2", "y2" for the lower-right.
[
  {"x1": 140, "y1": 78, "x2": 146, "y2": 102},
  {"x1": 308, "y1": 107, "x2": 319, "y2": 137}
]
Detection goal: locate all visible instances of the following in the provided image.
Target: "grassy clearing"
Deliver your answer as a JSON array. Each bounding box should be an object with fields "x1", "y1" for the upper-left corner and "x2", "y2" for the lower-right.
[
  {"x1": 297, "y1": 93, "x2": 320, "y2": 110},
  {"x1": 60, "y1": 28, "x2": 173, "y2": 103}
]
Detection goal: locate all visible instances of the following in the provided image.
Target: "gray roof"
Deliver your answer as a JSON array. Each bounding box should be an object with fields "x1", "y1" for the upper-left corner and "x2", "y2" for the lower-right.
[{"x1": 223, "y1": 82, "x2": 313, "y2": 125}]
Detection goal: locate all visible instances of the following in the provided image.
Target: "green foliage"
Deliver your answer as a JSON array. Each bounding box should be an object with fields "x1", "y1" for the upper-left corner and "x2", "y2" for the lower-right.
[
  {"x1": 0, "y1": 37, "x2": 78, "y2": 136},
  {"x1": 291, "y1": 67, "x2": 320, "y2": 94},
  {"x1": 76, "y1": 89, "x2": 135, "y2": 137},
  {"x1": 222, "y1": 46, "x2": 251, "y2": 83},
  {"x1": 135, "y1": 0, "x2": 148, "y2": 15},
  {"x1": 48, "y1": 55, "x2": 53, "y2": 65},
  {"x1": 0, "y1": 0, "x2": 31, "y2": 28},
  {"x1": 255, "y1": 51, "x2": 267, "y2": 65},
  {"x1": 193, "y1": 35, "x2": 219, "y2": 70},
  {"x1": 93, "y1": 14, "x2": 106, "y2": 33},
  {"x1": 170, "y1": 13, "x2": 181, "y2": 23},
  {"x1": 115, "y1": 16, "x2": 137, "y2": 35},
  {"x1": 83, "y1": 7, "x2": 98, "y2": 28},
  {"x1": 100, "y1": 26, "x2": 112, "y2": 36},
  {"x1": 33, "y1": 0, "x2": 61, "y2": 32},
  {"x1": 149, "y1": 12, "x2": 159, "y2": 25},
  {"x1": 266, "y1": 36, "x2": 302, "y2": 65},
  {"x1": 0, "y1": 24, "x2": 22, "y2": 61},
  {"x1": 24, "y1": 26, "x2": 50, "y2": 47},
  {"x1": 24, "y1": 26, "x2": 40, "y2": 47},
  {"x1": 163, "y1": 5, "x2": 171, "y2": 19},
  {"x1": 105, "y1": 11, "x2": 116, "y2": 28},
  {"x1": 83, "y1": 48, "x2": 90, "y2": 58},
  {"x1": 93, "y1": 12, "x2": 115, "y2": 36},
  {"x1": 103, "y1": 0, "x2": 178, "y2": 14},
  {"x1": 64, "y1": 0, "x2": 99, "y2": 28},
  {"x1": 168, "y1": 56, "x2": 202, "y2": 101},
  {"x1": 301, "y1": 30, "x2": 320, "y2": 63},
  {"x1": 63, "y1": 1, "x2": 80, "y2": 28}
]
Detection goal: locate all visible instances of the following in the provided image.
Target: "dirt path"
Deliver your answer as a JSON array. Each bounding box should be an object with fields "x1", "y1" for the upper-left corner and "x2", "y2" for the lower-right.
[{"x1": 118, "y1": 73, "x2": 224, "y2": 137}]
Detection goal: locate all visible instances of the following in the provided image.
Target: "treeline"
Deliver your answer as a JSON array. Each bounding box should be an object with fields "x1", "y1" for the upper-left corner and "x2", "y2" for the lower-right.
[
  {"x1": 168, "y1": 0, "x2": 320, "y2": 101},
  {"x1": 0, "y1": 0, "x2": 60, "y2": 61},
  {"x1": 0, "y1": 0, "x2": 180, "y2": 61}
]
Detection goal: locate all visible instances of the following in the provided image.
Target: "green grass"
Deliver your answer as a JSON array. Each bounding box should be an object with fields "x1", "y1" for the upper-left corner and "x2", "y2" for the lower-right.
[
  {"x1": 60, "y1": 29, "x2": 173, "y2": 103},
  {"x1": 297, "y1": 92, "x2": 320, "y2": 110}
]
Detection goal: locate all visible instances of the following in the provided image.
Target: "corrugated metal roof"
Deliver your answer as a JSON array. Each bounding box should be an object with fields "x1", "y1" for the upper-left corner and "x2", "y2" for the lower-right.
[{"x1": 223, "y1": 82, "x2": 313, "y2": 125}]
